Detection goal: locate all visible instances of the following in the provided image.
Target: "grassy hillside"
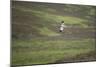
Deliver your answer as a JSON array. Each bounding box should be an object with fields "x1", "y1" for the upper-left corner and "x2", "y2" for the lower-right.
[
  {"x1": 12, "y1": 1, "x2": 96, "y2": 66},
  {"x1": 12, "y1": 1, "x2": 96, "y2": 39}
]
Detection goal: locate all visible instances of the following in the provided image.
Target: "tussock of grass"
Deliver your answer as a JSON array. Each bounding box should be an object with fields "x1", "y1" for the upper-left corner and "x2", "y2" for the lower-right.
[{"x1": 38, "y1": 27, "x2": 60, "y2": 36}]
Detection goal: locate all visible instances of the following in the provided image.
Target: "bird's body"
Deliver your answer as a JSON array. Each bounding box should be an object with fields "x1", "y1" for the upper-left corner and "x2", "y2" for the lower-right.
[{"x1": 59, "y1": 22, "x2": 65, "y2": 32}]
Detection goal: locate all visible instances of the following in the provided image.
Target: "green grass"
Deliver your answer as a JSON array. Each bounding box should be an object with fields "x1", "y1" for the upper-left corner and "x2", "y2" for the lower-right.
[
  {"x1": 38, "y1": 27, "x2": 60, "y2": 36},
  {"x1": 12, "y1": 1, "x2": 96, "y2": 66},
  {"x1": 32, "y1": 10, "x2": 88, "y2": 28},
  {"x1": 12, "y1": 3, "x2": 95, "y2": 38},
  {"x1": 15, "y1": 6, "x2": 88, "y2": 27},
  {"x1": 12, "y1": 38, "x2": 96, "y2": 65}
]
